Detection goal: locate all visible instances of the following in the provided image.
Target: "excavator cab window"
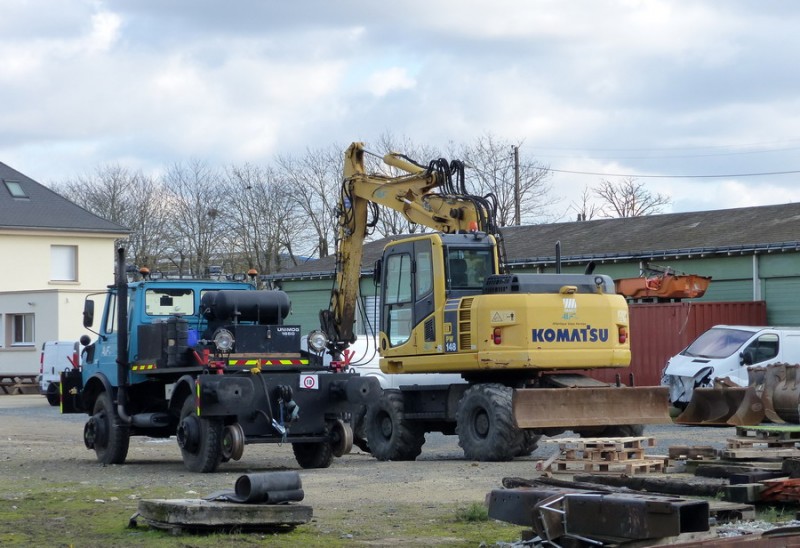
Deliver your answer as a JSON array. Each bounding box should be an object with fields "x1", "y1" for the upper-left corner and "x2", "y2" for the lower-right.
[
  {"x1": 384, "y1": 252, "x2": 413, "y2": 346},
  {"x1": 447, "y1": 248, "x2": 493, "y2": 290}
]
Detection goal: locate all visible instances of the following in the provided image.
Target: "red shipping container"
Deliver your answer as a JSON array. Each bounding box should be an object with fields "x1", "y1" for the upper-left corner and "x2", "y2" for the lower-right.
[{"x1": 588, "y1": 301, "x2": 767, "y2": 386}]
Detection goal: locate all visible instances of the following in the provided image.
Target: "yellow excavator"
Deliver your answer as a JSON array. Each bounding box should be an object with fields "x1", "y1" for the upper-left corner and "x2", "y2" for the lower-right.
[{"x1": 313, "y1": 142, "x2": 670, "y2": 461}]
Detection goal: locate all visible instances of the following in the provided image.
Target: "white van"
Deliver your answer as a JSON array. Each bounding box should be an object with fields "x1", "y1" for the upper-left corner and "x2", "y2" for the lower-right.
[
  {"x1": 302, "y1": 335, "x2": 464, "y2": 389},
  {"x1": 39, "y1": 340, "x2": 81, "y2": 406},
  {"x1": 661, "y1": 325, "x2": 800, "y2": 407}
]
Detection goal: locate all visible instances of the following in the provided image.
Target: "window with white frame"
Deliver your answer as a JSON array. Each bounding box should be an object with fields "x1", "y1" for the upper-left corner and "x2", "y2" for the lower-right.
[
  {"x1": 51, "y1": 245, "x2": 78, "y2": 281},
  {"x1": 9, "y1": 313, "x2": 35, "y2": 346}
]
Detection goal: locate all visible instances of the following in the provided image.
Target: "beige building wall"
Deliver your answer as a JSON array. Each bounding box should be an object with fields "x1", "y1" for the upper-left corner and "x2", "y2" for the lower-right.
[{"x1": 0, "y1": 230, "x2": 121, "y2": 375}]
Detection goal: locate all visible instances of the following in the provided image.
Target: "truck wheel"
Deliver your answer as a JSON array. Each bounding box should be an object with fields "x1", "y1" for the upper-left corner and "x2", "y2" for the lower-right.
[
  {"x1": 365, "y1": 391, "x2": 425, "y2": 461},
  {"x1": 292, "y1": 442, "x2": 334, "y2": 469},
  {"x1": 85, "y1": 391, "x2": 130, "y2": 465},
  {"x1": 45, "y1": 383, "x2": 60, "y2": 406},
  {"x1": 456, "y1": 384, "x2": 520, "y2": 462},
  {"x1": 177, "y1": 396, "x2": 223, "y2": 473}
]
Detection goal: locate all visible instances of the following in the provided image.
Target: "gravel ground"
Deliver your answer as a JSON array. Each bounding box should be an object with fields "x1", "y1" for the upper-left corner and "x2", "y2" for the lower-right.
[{"x1": 0, "y1": 393, "x2": 766, "y2": 545}]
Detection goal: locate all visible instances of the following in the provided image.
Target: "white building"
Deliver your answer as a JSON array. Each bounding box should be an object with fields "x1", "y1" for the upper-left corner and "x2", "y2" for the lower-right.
[{"x1": 0, "y1": 162, "x2": 127, "y2": 375}]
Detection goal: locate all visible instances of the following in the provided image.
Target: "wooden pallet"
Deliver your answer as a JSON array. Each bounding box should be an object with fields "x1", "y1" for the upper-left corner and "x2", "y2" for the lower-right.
[
  {"x1": 722, "y1": 447, "x2": 800, "y2": 460},
  {"x1": 545, "y1": 436, "x2": 655, "y2": 452},
  {"x1": 553, "y1": 457, "x2": 665, "y2": 475},
  {"x1": 727, "y1": 437, "x2": 799, "y2": 449},
  {"x1": 735, "y1": 425, "x2": 800, "y2": 441}
]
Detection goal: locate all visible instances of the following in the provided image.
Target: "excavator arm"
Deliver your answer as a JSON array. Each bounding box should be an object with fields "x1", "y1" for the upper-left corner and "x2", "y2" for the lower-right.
[{"x1": 321, "y1": 142, "x2": 496, "y2": 354}]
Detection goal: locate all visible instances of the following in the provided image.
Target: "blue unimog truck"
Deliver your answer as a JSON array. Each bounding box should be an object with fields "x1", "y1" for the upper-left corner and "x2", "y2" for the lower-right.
[{"x1": 60, "y1": 248, "x2": 378, "y2": 472}]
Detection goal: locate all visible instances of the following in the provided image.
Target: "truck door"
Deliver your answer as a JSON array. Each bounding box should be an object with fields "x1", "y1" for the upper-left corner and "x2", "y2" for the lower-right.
[{"x1": 381, "y1": 239, "x2": 434, "y2": 348}]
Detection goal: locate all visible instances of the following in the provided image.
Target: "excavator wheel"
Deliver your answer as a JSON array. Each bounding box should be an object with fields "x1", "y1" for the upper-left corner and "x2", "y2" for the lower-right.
[
  {"x1": 85, "y1": 390, "x2": 130, "y2": 465},
  {"x1": 365, "y1": 391, "x2": 425, "y2": 461},
  {"x1": 176, "y1": 395, "x2": 223, "y2": 473},
  {"x1": 456, "y1": 383, "x2": 521, "y2": 462}
]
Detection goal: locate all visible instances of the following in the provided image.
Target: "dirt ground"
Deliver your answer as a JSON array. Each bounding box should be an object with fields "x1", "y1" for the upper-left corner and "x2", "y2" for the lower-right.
[{"x1": 0, "y1": 393, "x2": 735, "y2": 544}]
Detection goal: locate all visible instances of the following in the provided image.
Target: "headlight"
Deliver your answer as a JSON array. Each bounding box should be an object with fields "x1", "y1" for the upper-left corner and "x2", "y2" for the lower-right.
[
  {"x1": 307, "y1": 330, "x2": 328, "y2": 353},
  {"x1": 213, "y1": 328, "x2": 235, "y2": 352}
]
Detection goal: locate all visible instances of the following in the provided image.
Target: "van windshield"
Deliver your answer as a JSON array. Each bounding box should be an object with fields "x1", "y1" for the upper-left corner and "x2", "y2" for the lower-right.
[{"x1": 682, "y1": 328, "x2": 754, "y2": 359}]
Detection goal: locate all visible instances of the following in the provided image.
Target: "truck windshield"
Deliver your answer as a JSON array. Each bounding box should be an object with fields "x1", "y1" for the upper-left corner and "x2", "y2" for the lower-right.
[
  {"x1": 145, "y1": 288, "x2": 195, "y2": 316},
  {"x1": 682, "y1": 328, "x2": 754, "y2": 359}
]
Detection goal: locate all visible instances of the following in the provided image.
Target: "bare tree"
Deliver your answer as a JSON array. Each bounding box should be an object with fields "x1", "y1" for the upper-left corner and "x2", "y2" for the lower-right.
[
  {"x1": 569, "y1": 185, "x2": 602, "y2": 221},
  {"x1": 593, "y1": 177, "x2": 670, "y2": 217},
  {"x1": 162, "y1": 159, "x2": 226, "y2": 276},
  {"x1": 452, "y1": 134, "x2": 555, "y2": 226},
  {"x1": 54, "y1": 164, "x2": 170, "y2": 269},
  {"x1": 276, "y1": 145, "x2": 343, "y2": 259},
  {"x1": 221, "y1": 163, "x2": 302, "y2": 275}
]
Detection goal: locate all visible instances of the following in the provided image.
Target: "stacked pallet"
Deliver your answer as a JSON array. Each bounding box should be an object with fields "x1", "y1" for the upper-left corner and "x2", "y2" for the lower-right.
[
  {"x1": 722, "y1": 425, "x2": 800, "y2": 460},
  {"x1": 542, "y1": 436, "x2": 666, "y2": 475}
]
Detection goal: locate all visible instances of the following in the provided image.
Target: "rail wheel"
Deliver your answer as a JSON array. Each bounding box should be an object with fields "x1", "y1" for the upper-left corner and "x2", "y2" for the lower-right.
[
  {"x1": 365, "y1": 391, "x2": 425, "y2": 461},
  {"x1": 293, "y1": 441, "x2": 334, "y2": 469},
  {"x1": 84, "y1": 391, "x2": 130, "y2": 465},
  {"x1": 176, "y1": 395, "x2": 223, "y2": 473},
  {"x1": 456, "y1": 383, "x2": 520, "y2": 461}
]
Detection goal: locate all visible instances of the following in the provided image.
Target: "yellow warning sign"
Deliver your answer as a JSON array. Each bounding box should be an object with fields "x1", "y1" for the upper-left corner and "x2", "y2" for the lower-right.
[{"x1": 490, "y1": 310, "x2": 517, "y2": 323}]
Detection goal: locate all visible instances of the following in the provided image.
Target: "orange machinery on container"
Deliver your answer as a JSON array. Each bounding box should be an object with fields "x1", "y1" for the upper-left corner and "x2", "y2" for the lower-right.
[{"x1": 614, "y1": 263, "x2": 711, "y2": 301}]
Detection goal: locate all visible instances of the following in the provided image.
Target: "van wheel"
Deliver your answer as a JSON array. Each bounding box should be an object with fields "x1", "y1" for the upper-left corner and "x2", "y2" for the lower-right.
[
  {"x1": 176, "y1": 396, "x2": 223, "y2": 473},
  {"x1": 85, "y1": 391, "x2": 130, "y2": 465},
  {"x1": 45, "y1": 383, "x2": 60, "y2": 406}
]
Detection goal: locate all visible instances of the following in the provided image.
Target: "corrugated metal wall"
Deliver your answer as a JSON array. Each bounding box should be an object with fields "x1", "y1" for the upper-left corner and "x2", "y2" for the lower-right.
[{"x1": 589, "y1": 301, "x2": 768, "y2": 386}]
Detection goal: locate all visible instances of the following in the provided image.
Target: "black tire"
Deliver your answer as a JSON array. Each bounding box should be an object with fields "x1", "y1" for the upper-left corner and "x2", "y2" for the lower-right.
[
  {"x1": 292, "y1": 442, "x2": 334, "y2": 469},
  {"x1": 90, "y1": 391, "x2": 130, "y2": 465},
  {"x1": 365, "y1": 391, "x2": 425, "y2": 461},
  {"x1": 45, "y1": 383, "x2": 60, "y2": 406},
  {"x1": 516, "y1": 431, "x2": 542, "y2": 457},
  {"x1": 177, "y1": 396, "x2": 223, "y2": 473},
  {"x1": 456, "y1": 383, "x2": 521, "y2": 462},
  {"x1": 352, "y1": 404, "x2": 370, "y2": 452}
]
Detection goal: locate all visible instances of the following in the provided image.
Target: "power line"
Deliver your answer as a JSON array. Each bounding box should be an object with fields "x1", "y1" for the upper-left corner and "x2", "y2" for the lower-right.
[{"x1": 545, "y1": 167, "x2": 800, "y2": 178}]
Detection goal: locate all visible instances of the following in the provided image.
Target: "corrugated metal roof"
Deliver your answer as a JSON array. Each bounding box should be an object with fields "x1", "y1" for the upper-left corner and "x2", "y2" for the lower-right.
[
  {"x1": 267, "y1": 201, "x2": 800, "y2": 280},
  {"x1": 0, "y1": 161, "x2": 128, "y2": 234}
]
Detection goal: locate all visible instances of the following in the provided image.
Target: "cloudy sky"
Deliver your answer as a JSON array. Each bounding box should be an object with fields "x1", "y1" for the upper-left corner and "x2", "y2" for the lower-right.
[{"x1": 3, "y1": 0, "x2": 800, "y2": 218}]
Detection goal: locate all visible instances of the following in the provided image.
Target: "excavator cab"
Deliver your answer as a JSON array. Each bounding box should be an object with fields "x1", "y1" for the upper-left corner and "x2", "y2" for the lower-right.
[{"x1": 377, "y1": 232, "x2": 497, "y2": 357}]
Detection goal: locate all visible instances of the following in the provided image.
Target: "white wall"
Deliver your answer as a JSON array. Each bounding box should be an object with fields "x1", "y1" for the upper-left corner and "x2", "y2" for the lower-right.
[{"x1": 0, "y1": 230, "x2": 121, "y2": 374}]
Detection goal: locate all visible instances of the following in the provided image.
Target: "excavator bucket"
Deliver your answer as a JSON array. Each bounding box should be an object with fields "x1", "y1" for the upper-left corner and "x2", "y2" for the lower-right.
[
  {"x1": 726, "y1": 386, "x2": 766, "y2": 426},
  {"x1": 674, "y1": 386, "x2": 759, "y2": 426},
  {"x1": 512, "y1": 386, "x2": 671, "y2": 429}
]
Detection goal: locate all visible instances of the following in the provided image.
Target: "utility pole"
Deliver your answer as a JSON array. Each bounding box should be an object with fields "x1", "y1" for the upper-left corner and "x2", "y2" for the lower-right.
[{"x1": 513, "y1": 145, "x2": 521, "y2": 225}]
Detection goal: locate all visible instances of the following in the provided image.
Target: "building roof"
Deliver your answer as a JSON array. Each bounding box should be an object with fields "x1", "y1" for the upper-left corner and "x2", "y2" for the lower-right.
[
  {"x1": 268, "y1": 201, "x2": 800, "y2": 280},
  {"x1": 0, "y1": 161, "x2": 128, "y2": 234}
]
